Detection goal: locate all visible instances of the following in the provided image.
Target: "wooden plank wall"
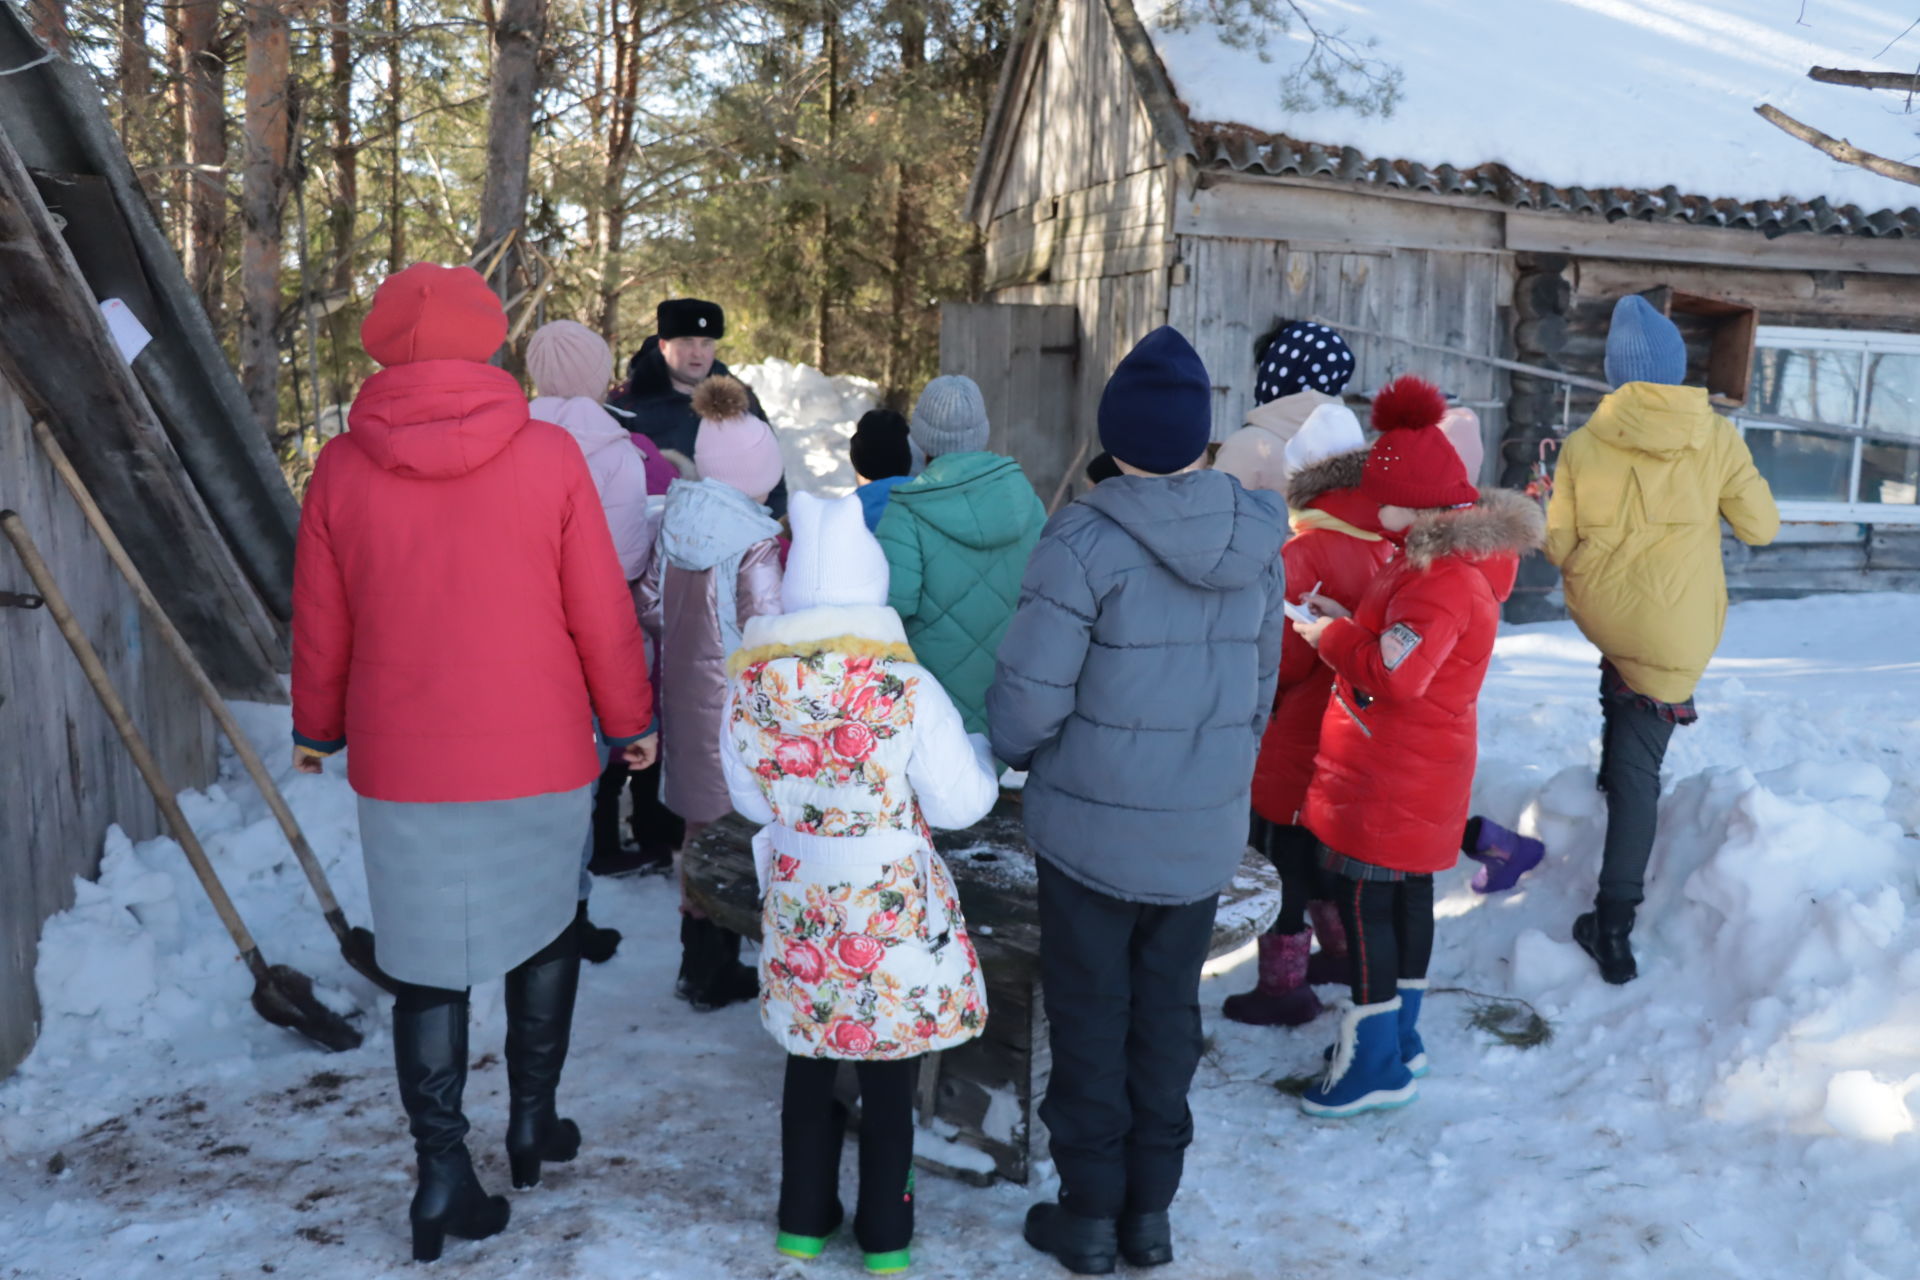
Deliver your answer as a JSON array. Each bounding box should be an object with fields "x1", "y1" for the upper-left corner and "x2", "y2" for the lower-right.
[
  {"x1": 989, "y1": 0, "x2": 1163, "y2": 223},
  {"x1": 1167, "y1": 236, "x2": 1513, "y2": 460},
  {"x1": 994, "y1": 268, "x2": 1169, "y2": 500},
  {"x1": 938, "y1": 302, "x2": 1080, "y2": 505},
  {"x1": 0, "y1": 375, "x2": 216, "y2": 1079}
]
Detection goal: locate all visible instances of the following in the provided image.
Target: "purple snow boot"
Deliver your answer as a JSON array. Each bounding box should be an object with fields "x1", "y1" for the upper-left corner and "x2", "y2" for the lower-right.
[
  {"x1": 1463, "y1": 816, "x2": 1545, "y2": 894},
  {"x1": 1304, "y1": 901, "x2": 1350, "y2": 987},
  {"x1": 1223, "y1": 932, "x2": 1321, "y2": 1027}
]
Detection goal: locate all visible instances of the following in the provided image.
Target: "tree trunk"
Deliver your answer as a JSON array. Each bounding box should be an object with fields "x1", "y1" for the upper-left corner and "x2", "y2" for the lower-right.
[
  {"x1": 167, "y1": 5, "x2": 189, "y2": 248},
  {"x1": 181, "y1": 0, "x2": 228, "y2": 322},
  {"x1": 327, "y1": 0, "x2": 356, "y2": 405},
  {"x1": 241, "y1": 0, "x2": 293, "y2": 439},
  {"x1": 597, "y1": 0, "x2": 641, "y2": 342},
  {"x1": 31, "y1": 0, "x2": 71, "y2": 55},
  {"x1": 383, "y1": 0, "x2": 404, "y2": 274},
  {"x1": 884, "y1": 6, "x2": 925, "y2": 402},
  {"x1": 814, "y1": 5, "x2": 839, "y2": 371},
  {"x1": 474, "y1": 0, "x2": 547, "y2": 321},
  {"x1": 118, "y1": 0, "x2": 153, "y2": 154}
]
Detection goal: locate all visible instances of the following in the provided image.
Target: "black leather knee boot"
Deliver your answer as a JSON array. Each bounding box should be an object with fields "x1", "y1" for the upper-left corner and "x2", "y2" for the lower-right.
[
  {"x1": 394, "y1": 986, "x2": 509, "y2": 1262},
  {"x1": 504, "y1": 922, "x2": 584, "y2": 1189}
]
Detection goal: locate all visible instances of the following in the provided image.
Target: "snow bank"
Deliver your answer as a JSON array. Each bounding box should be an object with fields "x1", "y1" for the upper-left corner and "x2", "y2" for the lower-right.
[
  {"x1": 1143, "y1": 0, "x2": 1920, "y2": 212},
  {"x1": 735, "y1": 357, "x2": 880, "y2": 500},
  {"x1": 5, "y1": 593, "x2": 1920, "y2": 1277}
]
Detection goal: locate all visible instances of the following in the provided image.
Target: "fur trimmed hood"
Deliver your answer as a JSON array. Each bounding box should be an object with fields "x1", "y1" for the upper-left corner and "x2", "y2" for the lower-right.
[
  {"x1": 1285, "y1": 446, "x2": 1367, "y2": 512},
  {"x1": 1404, "y1": 488, "x2": 1545, "y2": 570},
  {"x1": 729, "y1": 604, "x2": 914, "y2": 676}
]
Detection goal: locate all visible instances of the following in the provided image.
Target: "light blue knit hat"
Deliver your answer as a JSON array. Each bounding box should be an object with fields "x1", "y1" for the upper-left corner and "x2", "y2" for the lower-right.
[
  {"x1": 910, "y1": 375, "x2": 991, "y2": 458},
  {"x1": 1604, "y1": 295, "x2": 1687, "y2": 388}
]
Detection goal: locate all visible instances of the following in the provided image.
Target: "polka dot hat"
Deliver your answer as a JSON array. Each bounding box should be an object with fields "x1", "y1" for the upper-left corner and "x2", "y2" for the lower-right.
[{"x1": 1253, "y1": 321, "x2": 1356, "y2": 406}]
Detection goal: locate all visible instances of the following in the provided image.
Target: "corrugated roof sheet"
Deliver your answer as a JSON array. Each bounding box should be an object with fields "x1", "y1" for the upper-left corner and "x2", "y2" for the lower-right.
[{"x1": 1191, "y1": 121, "x2": 1920, "y2": 239}]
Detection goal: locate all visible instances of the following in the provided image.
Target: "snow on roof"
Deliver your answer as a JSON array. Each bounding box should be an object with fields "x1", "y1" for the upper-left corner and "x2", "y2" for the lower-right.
[{"x1": 1142, "y1": 0, "x2": 1920, "y2": 220}]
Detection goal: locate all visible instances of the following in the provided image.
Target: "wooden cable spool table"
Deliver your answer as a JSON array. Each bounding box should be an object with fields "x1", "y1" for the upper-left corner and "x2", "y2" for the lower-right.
[{"x1": 684, "y1": 795, "x2": 1282, "y2": 1184}]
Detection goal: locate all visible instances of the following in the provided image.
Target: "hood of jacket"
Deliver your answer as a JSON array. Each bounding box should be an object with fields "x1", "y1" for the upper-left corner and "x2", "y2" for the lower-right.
[
  {"x1": 530, "y1": 394, "x2": 629, "y2": 457},
  {"x1": 1403, "y1": 488, "x2": 1545, "y2": 600},
  {"x1": 1285, "y1": 447, "x2": 1383, "y2": 538},
  {"x1": 621, "y1": 335, "x2": 744, "y2": 403},
  {"x1": 1081, "y1": 469, "x2": 1287, "y2": 590},
  {"x1": 347, "y1": 360, "x2": 528, "y2": 479},
  {"x1": 888, "y1": 452, "x2": 1045, "y2": 551},
  {"x1": 658, "y1": 476, "x2": 782, "y2": 572},
  {"x1": 1586, "y1": 382, "x2": 1717, "y2": 459},
  {"x1": 1244, "y1": 388, "x2": 1336, "y2": 440}
]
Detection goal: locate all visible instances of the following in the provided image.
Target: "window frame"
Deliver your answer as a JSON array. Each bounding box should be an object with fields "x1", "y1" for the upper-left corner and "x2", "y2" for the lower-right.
[{"x1": 1740, "y1": 325, "x2": 1920, "y2": 526}]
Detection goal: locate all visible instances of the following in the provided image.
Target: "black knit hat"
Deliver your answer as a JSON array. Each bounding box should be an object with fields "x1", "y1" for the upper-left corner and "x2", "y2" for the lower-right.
[
  {"x1": 850, "y1": 408, "x2": 912, "y2": 481},
  {"x1": 656, "y1": 297, "x2": 725, "y2": 341},
  {"x1": 1085, "y1": 452, "x2": 1121, "y2": 485}
]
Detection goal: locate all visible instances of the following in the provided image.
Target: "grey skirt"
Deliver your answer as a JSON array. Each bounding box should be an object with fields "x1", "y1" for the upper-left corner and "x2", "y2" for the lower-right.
[{"x1": 358, "y1": 786, "x2": 591, "y2": 990}]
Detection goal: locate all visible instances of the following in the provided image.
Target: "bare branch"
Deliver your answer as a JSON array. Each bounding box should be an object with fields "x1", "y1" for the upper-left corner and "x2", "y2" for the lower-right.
[
  {"x1": 1809, "y1": 65, "x2": 1920, "y2": 93},
  {"x1": 1754, "y1": 102, "x2": 1920, "y2": 188}
]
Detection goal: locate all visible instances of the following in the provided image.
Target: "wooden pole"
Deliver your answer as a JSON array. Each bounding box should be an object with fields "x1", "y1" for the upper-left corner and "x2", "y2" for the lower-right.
[
  {"x1": 30, "y1": 420, "x2": 358, "y2": 938},
  {"x1": 0, "y1": 510, "x2": 269, "y2": 980}
]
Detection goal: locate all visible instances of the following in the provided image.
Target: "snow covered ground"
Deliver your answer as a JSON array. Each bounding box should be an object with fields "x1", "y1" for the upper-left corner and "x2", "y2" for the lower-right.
[
  {"x1": 2, "y1": 592, "x2": 1918, "y2": 1279},
  {"x1": 738, "y1": 358, "x2": 881, "y2": 500}
]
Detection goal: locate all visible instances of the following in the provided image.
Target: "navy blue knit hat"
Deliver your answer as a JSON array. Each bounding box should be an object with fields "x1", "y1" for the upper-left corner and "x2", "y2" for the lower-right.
[
  {"x1": 1604, "y1": 295, "x2": 1687, "y2": 388},
  {"x1": 1254, "y1": 321, "x2": 1356, "y2": 404},
  {"x1": 1098, "y1": 326, "x2": 1213, "y2": 475}
]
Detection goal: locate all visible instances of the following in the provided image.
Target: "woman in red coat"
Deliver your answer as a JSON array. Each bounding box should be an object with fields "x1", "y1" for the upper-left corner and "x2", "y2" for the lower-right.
[
  {"x1": 1291, "y1": 377, "x2": 1543, "y2": 1119},
  {"x1": 1225, "y1": 405, "x2": 1393, "y2": 1028},
  {"x1": 291, "y1": 264, "x2": 656, "y2": 1261}
]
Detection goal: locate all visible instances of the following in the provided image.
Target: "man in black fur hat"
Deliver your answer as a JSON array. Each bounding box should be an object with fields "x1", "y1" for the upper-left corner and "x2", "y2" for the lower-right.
[{"x1": 608, "y1": 297, "x2": 789, "y2": 517}]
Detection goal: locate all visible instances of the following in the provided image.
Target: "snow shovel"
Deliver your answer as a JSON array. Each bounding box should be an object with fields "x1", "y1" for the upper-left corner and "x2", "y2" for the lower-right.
[
  {"x1": 32, "y1": 421, "x2": 399, "y2": 995},
  {"x1": 1, "y1": 510, "x2": 363, "y2": 1053}
]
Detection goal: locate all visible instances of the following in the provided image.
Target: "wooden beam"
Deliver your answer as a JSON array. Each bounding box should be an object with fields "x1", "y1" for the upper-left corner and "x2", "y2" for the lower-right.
[
  {"x1": 1101, "y1": 0, "x2": 1194, "y2": 161},
  {"x1": 1809, "y1": 66, "x2": 1920, "y2": 93},
  {"x1": 1507, "y1": 210, "x2": 1920, "y2": 276},
  {"x1": 1177, "y1": 175, "x2": 1504, "y2": 252},
  {"x1": 966, "y1": 0, "x2": 1058, "y2": 228},
  {"x1": 1754, "y1": 103, "x2": 1920, "y2": 189}
]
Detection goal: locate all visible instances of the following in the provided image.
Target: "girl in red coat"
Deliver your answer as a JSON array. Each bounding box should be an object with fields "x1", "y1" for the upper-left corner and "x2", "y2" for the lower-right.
[
  {"x1": 1291, "y1": 377, "x2": 1544, "y2": 1119},
  {"x1": 1225, "y1": 405, "x2": 1393, "y2": 1028}
]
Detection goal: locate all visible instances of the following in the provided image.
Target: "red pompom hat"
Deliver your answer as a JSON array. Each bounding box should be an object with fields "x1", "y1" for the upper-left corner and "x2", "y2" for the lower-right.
[
  {"x1": 360, "y1": 263, "x2": 508, "y2": 368},
  {"x1": 1360, "y1": 376, "x2": 1479, "y2": 509}
]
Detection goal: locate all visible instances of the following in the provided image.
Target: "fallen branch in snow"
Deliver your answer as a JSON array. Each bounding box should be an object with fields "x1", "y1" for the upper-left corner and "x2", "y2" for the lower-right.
[
  {"x1": 1434, "y1": 985, "x2": 1555, "y2": 1049},
  {"x1": 1808, "y1": 65, "x2": 1920, "y2": 94},
  {"x1": 1754, "y1": 103, "x2": 1920, "y2": 189}
]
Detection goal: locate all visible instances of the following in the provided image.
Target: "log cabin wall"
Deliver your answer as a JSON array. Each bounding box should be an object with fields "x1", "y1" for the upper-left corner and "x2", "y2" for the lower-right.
[
  {"x1": 0, "y1": 373, "x2": 217, "y2": 1079},
  {"x1": 1526, "y1": 254, "x2": 1920, "y2": 604}
]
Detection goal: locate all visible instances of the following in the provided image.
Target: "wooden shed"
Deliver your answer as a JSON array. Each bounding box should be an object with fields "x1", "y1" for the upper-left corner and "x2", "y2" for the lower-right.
[
  {"x1": 950, "y1": 0, "x2": 1920, "y2": 609},
  {"x1": 0, "y1": 9, "x2": 295, "y2": 1079}
]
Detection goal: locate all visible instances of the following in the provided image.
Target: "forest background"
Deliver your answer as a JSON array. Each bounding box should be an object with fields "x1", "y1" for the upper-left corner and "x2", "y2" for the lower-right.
[{"x1": 26, "y1": 0, "x2": 1014, "y2": 460}]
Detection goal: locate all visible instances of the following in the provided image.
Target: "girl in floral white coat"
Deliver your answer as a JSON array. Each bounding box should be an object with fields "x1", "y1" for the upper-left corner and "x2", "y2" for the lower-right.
[{"x1": 722, "y1": 491, "x2": 998, "y2": 1275}]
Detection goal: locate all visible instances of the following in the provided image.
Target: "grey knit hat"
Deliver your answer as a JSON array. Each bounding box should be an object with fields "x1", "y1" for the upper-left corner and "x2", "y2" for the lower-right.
[{"x1": 910, "y1": 375, "x2": 991, "y2": 458}]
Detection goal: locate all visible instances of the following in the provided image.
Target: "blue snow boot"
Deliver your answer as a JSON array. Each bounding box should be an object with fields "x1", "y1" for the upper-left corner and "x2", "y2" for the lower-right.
[
  {"x1": 1301, "y1": 997, "x2": 1417, "y2": 1119},
  {"x1": 1398, "y1": 980, "x2": 1429, "y2": 1078}
]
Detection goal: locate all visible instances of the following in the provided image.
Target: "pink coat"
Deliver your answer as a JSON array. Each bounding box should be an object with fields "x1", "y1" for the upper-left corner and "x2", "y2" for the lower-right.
[
  {"x1": 638, "y1": 478, "x2": 784, "y2": 823},
  {"x1": 293, "y1": 359, "x2": 654, "y2": 803}
]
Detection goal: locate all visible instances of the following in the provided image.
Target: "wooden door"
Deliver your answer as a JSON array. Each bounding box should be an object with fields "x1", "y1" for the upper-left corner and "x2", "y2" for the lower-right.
[{"x1": 938, "y1": 302, "x2": 1079, "y2": 508}]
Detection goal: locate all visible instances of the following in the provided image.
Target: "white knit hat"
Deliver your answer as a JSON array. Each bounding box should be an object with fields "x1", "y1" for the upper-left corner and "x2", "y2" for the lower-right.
[
  {"x1": 782, "y1": 491, "x2": 889, "y2": 612},
  {"x1": 1283, "y1": 404, "x2": 1367, "y2": 480}
]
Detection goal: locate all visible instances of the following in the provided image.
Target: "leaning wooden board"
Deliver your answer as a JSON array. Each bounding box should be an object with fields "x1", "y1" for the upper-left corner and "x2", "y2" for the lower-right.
[{"x1": 684, "y1": 796, "x2": 1282, "y2": 1184}]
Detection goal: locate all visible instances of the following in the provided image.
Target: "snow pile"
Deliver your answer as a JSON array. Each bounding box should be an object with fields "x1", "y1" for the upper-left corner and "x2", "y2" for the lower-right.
[
  {"x1": 1143, "y1": 0, "x2": 1920, "y2": 211},
  {"x1": 736, "y1": 357, "x2": 881, "y2": 499},
  {"x1": 3, "y1": 593, "x2": 1920, "y2": 1277}
]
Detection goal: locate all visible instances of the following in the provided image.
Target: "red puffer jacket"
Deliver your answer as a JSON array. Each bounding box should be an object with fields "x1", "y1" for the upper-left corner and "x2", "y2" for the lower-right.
[
  {"x1": 293, "y1": 265, "x2": 653, "y2": 804},
  {"x1": 1301, "y1": 490, "x2": 1544, "y2": 872},
  {"x1": 1250, "y1": 450, "x2": 1394, "y2": 825}
]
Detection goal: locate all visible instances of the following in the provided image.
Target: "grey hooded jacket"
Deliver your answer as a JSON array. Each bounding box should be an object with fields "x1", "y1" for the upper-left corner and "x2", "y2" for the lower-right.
[{"x1": 988, "y1": 470, "x2": 1289, "y2": 905}]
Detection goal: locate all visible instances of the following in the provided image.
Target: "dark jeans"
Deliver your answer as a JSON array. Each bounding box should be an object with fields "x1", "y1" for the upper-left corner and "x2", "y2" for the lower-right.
[
  {"x1": 779, "y1": 1055, "x2": 918, "y2": 1254},
  {"x1": 1325, "y1": 864, "x2": 1434, "y2": 1006},
  {"x1": 1596, "y1": 691, "x2": 1676, "y2": 908},
  {"x1": 1036, "y1": 858, "x2": 1217, "y2": 1220},
  {"x1": 592, "y1": 752, "x2": 683, "y2": 856},
  {"x1": 1252, "y1": 816, "x2": 1320, "y2": 935}
]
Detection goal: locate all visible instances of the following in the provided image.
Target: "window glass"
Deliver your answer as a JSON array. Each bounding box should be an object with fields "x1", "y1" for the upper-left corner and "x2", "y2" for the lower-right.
[
  {"x1": 1861, "y1": 437, "x2": 1920, "y2": 506},
  {"x1": 1747, "y1": 347, "x2": 1861, "y2": 426},
  {"x1": 1864, "y1": 352, "x2": 1920, "y2": 441},
  {"x1": 1743, "y1": 428, "x2": 1851, "y2": 502}
]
